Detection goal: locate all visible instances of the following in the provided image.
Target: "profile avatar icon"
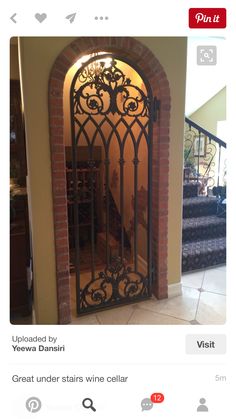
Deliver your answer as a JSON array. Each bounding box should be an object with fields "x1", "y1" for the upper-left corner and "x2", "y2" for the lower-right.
[{"x1": 197, "y1": 398, "x2": 208, "y2": 412}]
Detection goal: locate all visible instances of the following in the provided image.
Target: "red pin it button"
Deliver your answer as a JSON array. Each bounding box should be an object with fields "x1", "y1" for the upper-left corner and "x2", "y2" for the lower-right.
[{"x1": 189, "y1": 8, "x2": 226, "y2": 28}]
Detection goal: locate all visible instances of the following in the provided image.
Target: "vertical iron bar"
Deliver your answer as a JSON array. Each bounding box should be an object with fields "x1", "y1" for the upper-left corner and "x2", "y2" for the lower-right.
[
  {"x1": 197, "y1": 131, "x2": 201, "y2": 184},
  {"x1": 147, "y1": 111, "x2": 153, "y2": 297},
  {"x1": 89, "y1": 145, "x2": 95, "y2": 280},
  {"x1": 133, "y1": 148, "x2": 138, "y2": 272},
  {"x1": 217, "y1": 145, "x2": 221, "y2": 187},
  {"x1": 119, "y1": 148, "x2": 125, "y2": 260},
  {"x1": 105, "y1": 152, "x2": 110, "y2": 266},
  {"x1": 71, "y1": 129, "x2": 81, "y2": 314}
]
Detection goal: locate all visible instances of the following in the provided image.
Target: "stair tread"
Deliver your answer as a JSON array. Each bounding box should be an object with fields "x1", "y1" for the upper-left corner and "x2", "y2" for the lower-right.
[
  {"x1": 183, "y1": 196, "x2": 217, "y2": 206},
  {"x1": 183, "y1": 215, "x2": 226, "y2": 229},
  {"x1": 183, "y1": 183, "x2": 198, "y2": 198},
  {"x1": 182, "y1": 237, "x2": 226, "y2": 256},
  {"x1": 183, "y1": 196, "x2": 218, "y2": 219}
]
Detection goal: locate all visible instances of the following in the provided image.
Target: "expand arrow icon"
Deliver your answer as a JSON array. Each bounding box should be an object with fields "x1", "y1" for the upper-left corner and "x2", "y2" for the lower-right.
[
  {"x1": 65, "y1": 13, "x2": 76, "y2": 23},
  {"x1": 10, "y1": 13, "x2": 17, "y2": 23}
]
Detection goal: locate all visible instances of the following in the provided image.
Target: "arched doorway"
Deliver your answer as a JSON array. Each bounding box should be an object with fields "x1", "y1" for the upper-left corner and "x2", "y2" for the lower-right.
[
  {"x1": 68, "y1": 54, "x2": 154, "y2": 315},
  {"x1": 49, "y1": 37, "x2": 171, "y2": 324}
]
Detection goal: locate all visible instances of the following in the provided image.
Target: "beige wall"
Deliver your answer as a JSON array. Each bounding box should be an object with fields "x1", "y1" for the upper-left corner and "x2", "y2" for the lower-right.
[
  {"x1": 190, "y1": 87, "x2": 226, "y2": 135},
  {"x1": 19, "y1": 37, "x2": 187, "y2": 323},
  {"x1": 10, "y1": 43, "x2": 20, "y2": 80},
  {"x1": 138, "y1": 38, "x2": 187, "y2": 286},
  {"x1": 19, "y1": 38, "x2": 77, "y2": 324}
]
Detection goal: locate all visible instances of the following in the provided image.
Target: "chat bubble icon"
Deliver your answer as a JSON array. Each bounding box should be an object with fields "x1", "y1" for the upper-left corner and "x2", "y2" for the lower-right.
[{"x1": 141, "y1": 398, "x2": 153, "y2": 411}]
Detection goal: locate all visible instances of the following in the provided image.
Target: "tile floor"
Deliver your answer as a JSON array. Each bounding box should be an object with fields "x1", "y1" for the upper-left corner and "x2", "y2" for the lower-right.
[{"x1": 71, "y1": 265, "x2": 226, "y2": 325}]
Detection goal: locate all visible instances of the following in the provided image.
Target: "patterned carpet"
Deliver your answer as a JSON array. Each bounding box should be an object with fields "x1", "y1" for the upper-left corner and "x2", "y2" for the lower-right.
[
  {"x1": 183, "y1": 196, "x2": 217, "y2": 218},
  {"x1": 182, "y1": 215, "x2": 226, "y2": 243},
  {"x1": 183, "y1": 183, "x2": 199, "y2": 198},
  {"x1": 182, "y1": 184, "x2": 226, "y2": 272}
]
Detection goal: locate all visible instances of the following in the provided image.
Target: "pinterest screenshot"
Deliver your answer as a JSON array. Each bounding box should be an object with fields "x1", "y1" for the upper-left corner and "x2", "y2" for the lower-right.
[{"x1": 1, "y1": 0, "x2": 236, "y2": 417}]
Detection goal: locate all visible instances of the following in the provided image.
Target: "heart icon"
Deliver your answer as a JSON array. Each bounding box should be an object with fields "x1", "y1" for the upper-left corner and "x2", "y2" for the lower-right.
[{"x1": 35, "y1": 13, "x2": 47, "y2": 23}]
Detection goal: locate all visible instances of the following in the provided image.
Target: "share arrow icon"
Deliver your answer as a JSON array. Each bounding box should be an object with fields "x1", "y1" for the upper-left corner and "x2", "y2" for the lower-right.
[{"x1": 65, "y1": 13, "x2": 76, "y2": 23}]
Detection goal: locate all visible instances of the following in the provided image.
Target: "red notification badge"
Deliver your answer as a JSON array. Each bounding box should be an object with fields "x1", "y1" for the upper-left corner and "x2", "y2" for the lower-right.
[{"x1": 150, "y1": 393, "x2": 164, "y2": 403}]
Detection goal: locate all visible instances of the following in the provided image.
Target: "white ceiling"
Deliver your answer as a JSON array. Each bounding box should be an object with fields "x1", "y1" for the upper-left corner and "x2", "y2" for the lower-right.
[{"x1": 185, "y1": 37, "x2": 226, "y2": 116}]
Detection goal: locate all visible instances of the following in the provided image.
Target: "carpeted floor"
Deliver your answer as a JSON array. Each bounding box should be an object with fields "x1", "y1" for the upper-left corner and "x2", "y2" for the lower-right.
[{"x1": 182, "y1": 183, "x2": 226, "y2": 272}]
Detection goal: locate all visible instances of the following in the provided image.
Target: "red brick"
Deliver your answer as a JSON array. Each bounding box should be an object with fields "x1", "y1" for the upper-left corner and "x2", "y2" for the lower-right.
[
  {"x1": 55, "y1": 231, "x2": 68, "y2": 242},
  {"x1": 58, "y1": 293, "x2": 70, "y2": 305},
  {"x1": 50, "y1": 117, "x2": 64, "y2": 127},
  {"x1": 56, "y1": 248, "x2": 69, "y2": 259},
  {"x1": 54, "y1": 196, "x2": 67, "y2": 206},
  {"x1": 52, "y1": 152, "x2": 64, "y2": 161},
  {"x1": 57, "y1": 262, "x2": 70, "y2": 272},
  {"x1": 49, "y1": 98, "x2": 63, "y2": 108},
  {"x1": 54, "y1": 204, "x2": 67, "y2": 214},
  {"x1": 51, "y1": 137, "x2": 64, "y2": 147},
  {"x1": 49, "y1": 89, "x2": 63, "y2": 98},
  {"x1": 52, "y1": 69, "x2": 66, "y2": 80},
  {"x1": 53, "y1": 186, "x2": 66, "y2": 196},
  {"x1": 159, "y1": 127, "x2": 169, "y2": 136},
  {"x1": 58, "y1": 278, "x2": 70, "y2": 288},
  {"x1": 50, "y1": 79, "x2": 64, "y2": 89},
  {"x1": 52, "y1": 145, "x2": 64, "y2": 153},
  {"x1": 56, "y1": 236, "x2": 69, "y2": 247},
  {"x1": 52, "y1": 161, "x2": 66, "y2": 172},
  {"x1": 51, "y1": 127, "x2": 63, "y2": 136},
  {"x1": 57, "y1": 270, "x2": 70, "y2": 279},
  {"x1": 159, "y1": 143, "x2": 169, "y2": 150},
  {"x1": 50, "y1": 109, "x2": 63, "y2": 119},
  {"x1": 54, "y1": 212, "x2": 67, "y2": 222}
]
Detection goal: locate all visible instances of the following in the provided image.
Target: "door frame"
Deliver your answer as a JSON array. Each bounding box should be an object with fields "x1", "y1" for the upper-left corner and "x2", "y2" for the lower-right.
[{"x1": 48, "y1": 37, "x2": 171, "y2": 324}]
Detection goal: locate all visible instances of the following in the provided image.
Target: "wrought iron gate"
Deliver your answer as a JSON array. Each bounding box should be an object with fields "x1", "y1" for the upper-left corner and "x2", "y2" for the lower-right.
[{"x1": 69, "y1": 54, "x2": 154, "y2": 315}]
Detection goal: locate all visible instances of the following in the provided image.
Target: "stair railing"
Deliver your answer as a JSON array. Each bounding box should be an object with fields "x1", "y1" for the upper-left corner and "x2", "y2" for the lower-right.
[{"x1": 184, "y1": 117, "x2": 227, "y2": 191}]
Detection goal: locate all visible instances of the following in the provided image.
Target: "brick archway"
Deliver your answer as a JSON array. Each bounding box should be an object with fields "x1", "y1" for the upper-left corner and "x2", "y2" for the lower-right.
[{"x1": 48, "y1": 37, "x2": 171, "y2": 324}]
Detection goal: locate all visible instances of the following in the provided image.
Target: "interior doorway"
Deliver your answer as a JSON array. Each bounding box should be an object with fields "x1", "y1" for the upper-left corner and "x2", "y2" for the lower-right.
[
  {"x1": 49, "y1": 37, "x2": 171, "y2": 324},
  {"x1": 65, "y1": 54, "x2": 154, "y2": 315}
]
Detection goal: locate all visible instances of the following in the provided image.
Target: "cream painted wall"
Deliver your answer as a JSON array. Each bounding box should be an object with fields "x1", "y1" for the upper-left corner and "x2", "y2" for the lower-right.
[
  {"x1": 19, "y1": 38, "x2": 77, "y2": 324},
  {"x1": 10, "y1": 44, "x2": 20, "y2": 80},
  {"x1": 137, "y1": 38, "x2": 187, "y2": 286},
  {"x1": 19, "y1": 37, "x2": 187, "y2": 324},
  {"x1": 190, "y1": 87, "x2": 226, "y2": 136}
]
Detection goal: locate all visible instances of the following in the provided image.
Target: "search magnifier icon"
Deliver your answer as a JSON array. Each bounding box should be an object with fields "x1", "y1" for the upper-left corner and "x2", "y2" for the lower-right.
[{"x1": 82, "y1": 398, "x2": 96, "y2": 412}]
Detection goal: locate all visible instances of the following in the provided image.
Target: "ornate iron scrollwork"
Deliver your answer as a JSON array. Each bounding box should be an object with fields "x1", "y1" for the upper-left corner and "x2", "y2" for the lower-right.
[
  {"x1": 184, "y1": 123, "x2": 217, "y2": 189},
  {"x1": 80, "y1": 256, "x2": 148, "y2": 310},
  {"x1": 70, "y1": 55, "x2": 152, "y2": 315},
  {"x1": 184, "y1": 118, "x2": 227, "y2": 193},
  {"x1": 73, "y1": 58, "x2": 149, "y2": 117}
]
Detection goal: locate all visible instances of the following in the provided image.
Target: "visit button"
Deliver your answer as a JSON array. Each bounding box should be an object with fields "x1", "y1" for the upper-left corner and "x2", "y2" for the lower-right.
[
  {"x1": 186, "y1": 334, "x2": 226, "y2": 354},
  {"x1": 189, "y1": 8, "x2": 227, "y2": 28}
]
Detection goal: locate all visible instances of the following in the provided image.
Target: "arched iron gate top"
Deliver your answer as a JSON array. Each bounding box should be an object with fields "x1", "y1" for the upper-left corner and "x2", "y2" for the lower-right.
[{"x1": 70, "y1": 53, "x2": 154, "y2": 106}]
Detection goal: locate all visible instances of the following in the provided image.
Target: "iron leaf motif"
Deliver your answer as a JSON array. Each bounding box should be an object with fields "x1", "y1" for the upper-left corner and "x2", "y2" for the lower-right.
[
  {"x1": 74, "y1": 58, "x2": 150, "y2": 117},
  {"x1": 80, "y1": 256, "x2": 148, "y2": 310}
]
